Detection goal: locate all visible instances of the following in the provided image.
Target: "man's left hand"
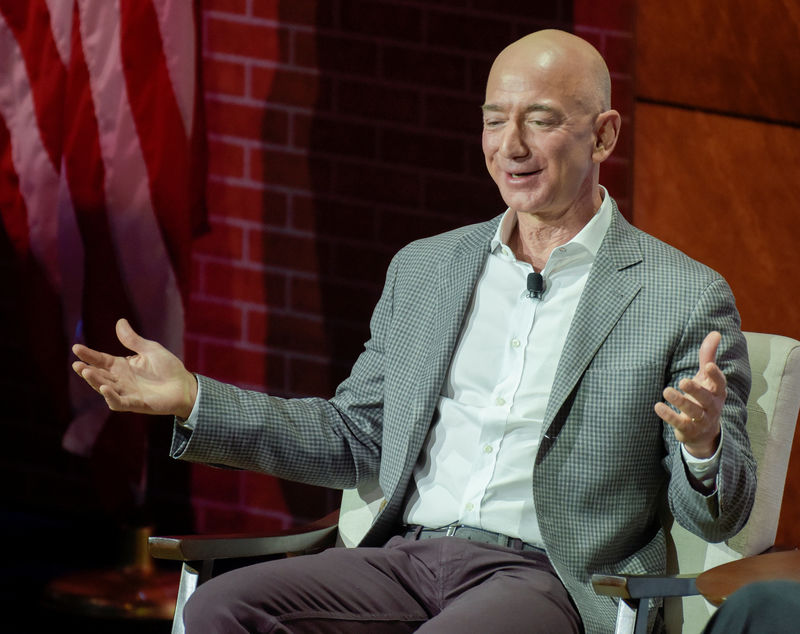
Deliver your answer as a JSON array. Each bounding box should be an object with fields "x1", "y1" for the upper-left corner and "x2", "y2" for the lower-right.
[{"x1": 655, "y1": 331, "x2": 726, "y2": 459}]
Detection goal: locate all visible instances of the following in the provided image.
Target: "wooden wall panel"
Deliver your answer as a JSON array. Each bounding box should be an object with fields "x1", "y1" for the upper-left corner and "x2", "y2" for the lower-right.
[
  {"x1": 633, "y1": 104, "x2": 800, "y2": 547},
  {"x1": 636, "y1": 1, "x2": 800, "y2": 124},
  {"x1": 633, "y1": 103, "x2": 800, "y2": 339}
]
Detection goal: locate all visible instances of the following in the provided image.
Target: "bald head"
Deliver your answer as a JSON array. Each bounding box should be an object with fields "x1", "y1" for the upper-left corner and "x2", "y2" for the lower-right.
[{"x1": 488, "y1": 30, "x2": 611, "y2": 114}]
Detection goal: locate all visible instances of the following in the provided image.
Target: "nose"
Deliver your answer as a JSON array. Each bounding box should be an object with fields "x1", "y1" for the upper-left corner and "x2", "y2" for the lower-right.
[{"x1": 499, "y1": 120, "x2": 530, "y2": 160}]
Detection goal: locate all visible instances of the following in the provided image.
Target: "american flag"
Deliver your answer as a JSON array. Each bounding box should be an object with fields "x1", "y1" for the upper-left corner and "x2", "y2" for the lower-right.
[{"x1": 0, "y1": 0, "x2": 205, "y2": 455}]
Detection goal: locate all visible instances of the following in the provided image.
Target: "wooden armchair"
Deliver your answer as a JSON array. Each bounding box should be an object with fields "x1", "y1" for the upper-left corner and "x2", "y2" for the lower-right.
[
  {"x1": 592, "y1": 332, "x2": 800, "y2": 633},
  {"x1": 150, "y1": 332, "x2": 800, "y2": 634}
]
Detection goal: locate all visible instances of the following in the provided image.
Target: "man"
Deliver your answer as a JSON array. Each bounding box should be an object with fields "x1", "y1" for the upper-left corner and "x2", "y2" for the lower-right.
[{"x1": 73, "y1": 30, "x2": 756, "y2": 632}]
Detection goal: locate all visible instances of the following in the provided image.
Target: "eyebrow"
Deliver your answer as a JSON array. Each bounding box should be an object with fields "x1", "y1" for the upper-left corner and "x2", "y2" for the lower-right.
[{"x1": 480, "y1": 104, "x2": 557, "y2": 114}]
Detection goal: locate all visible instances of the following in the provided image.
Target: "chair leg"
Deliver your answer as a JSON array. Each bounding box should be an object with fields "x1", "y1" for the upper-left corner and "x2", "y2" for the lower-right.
[
  {"x1": 615, "y1": 597, "x2": 650, "y2": 634},
  {"x1": 171, "y1": 560, "x2": 214, "y2": 634}
]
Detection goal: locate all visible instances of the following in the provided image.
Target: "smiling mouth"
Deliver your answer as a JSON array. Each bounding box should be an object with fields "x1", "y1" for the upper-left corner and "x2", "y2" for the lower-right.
[{"x1": 510, "y1": 169, "x2": 542, "y2": 178}]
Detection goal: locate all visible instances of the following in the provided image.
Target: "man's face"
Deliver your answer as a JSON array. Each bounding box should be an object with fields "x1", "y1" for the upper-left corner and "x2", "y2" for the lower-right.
[{"x1": 481, "y1": 53, "x2": 600, "y2": 220}]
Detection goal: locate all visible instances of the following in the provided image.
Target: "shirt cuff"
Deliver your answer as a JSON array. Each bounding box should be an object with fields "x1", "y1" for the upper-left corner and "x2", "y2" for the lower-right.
[
  {"x1": 175, "y1": 375, "x2": 201, "y2": 431},
  {"x1": 681, "y1": 427, "x2": 723, "y2": 493}
]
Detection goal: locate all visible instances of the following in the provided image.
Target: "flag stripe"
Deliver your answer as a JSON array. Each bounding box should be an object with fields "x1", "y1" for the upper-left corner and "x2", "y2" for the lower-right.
[
  {"x1": 0, "y1": 7, "x2": 62, "y2": 289},
  {"x1": 120, "y1": 0, "x2": 193, "y2": 294},
  {"x1": 0, "y1": 1, "x2": 65, "y2": 170},
  {"x1": 63, "y1": 2, "x2": 139, "y2": 359},
  {"x1": 0, "y1": 111, "x2": 28, "y2": 254}
]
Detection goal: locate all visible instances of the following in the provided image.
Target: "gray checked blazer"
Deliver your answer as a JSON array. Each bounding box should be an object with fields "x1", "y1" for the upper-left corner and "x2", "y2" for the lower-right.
[{"x1": 173, "y1": 199, "x2": 756, "y2": 633}]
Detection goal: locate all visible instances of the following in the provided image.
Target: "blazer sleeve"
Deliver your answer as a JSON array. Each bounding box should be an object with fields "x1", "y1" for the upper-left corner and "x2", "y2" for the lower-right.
[
  {"x1": 168, "y1": 254, "x2": 401, "y2": 489},
  {"x1": 663, "y1": 277, "x2": 756, "y2": 542}
]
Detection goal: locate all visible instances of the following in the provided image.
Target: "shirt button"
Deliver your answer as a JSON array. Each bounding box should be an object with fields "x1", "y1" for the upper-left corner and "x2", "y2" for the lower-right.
[
  {"x1": 465, "y1": 503, "x2": 474, "y2": 511},
  {"x1": 511, "y1": 338, "x2": 521, "y2": 348},
  {"x1": 559, "y1": 247, "x2": 567, "y2": 253},
  {"x1": 495, "y1": 397, "x2": 506, "y2": 406},
  {"x1": 483, "y1": 445, "x2": 493, "y2": 454}
]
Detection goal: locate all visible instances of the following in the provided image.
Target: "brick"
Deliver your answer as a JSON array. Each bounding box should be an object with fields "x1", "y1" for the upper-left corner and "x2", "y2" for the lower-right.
[
  {"x1": 191, "y1": 464, "x2": 242, "y2": 504},
  {"x1": 206, "y1": 182, "x2": 288, "y2": 225},
  {"x1": 292, "y1": 113, "x2": 377, "y2": 158},
  {"x1": 241, "y1": 472, "x2": 291, "y2": 512},
  {"x1": 474, "y1": 0, "x2": 561, "y2": 20},
  {"x1": 288, "y1": 357, "x2": 335, "y2": 397},
  {"x1": 381, "y1": 45, "x2": 467, "y2": 92},
  {"x1": 208, "y1": 139, "x2": 245, "y2": 178},
  {"x1": 183, "y1": 336, "x2": 200, "y2": 368},
  {"x1": 424, "y1": 92, "x2": 484, "y2": 135},
  {"x1": 330, "y1": 242, "x2": 393, "y2": 285},
  {"x1": 468, "y1": 56, "x2": 495, "y2": 95},
  {"x1": 206, "y1": 16, "x2": 279, "y2": 61},
  {"x1": 194, "y1": 220, "x2": 245, "y2": 259},
  {"x1": 260, "y1": 0, "x2": 338, "y2": 28},
  {"x1": 426, "y1": 10, "x2": 514, "y2": 53},
  {"x1": 289, "y1": 277, "x2": 381, "y2": 322},
  {"x1": 335, "y1": 161, "x2": 422, "y2": 207},
  {"x1": 206, "y1": 100, "x2": 289, "y2": 144},
  {"x1": 250, "y1": 149, "x2": 322, "y2": 190},
  {"x1": 574, "y1": 0, "x2": 635, "y2": 33},
  {"x1": 336, "y1": 79, "x2": 420, "y2": 125},
  {"x1": 199, "y1": 341, "x2": 282, "y2": 388},
  {"x1": 610, "y1": 76, "x2": 633, "y2": 117},
  {"x1": 186, "y1": 297, "x2": 244, "y2": 340},
  {"x1": 378, "y1": 128, "x2": 466, "y2": 174},
  {"x1": 253, "y1": 67, "x2": 321, "y2": 108},
  {"x1": 203, "y1": 58, "x2": 246, "y2": 97},
  {"x1": 248, "y1": 311, "x2": 331, "y2": 354},
  {"x1": 203, "y1": 260, "x2": 287, "y2": 306},
  {"x1": 424, "y1": 175, "x2": 504, "y2": 220},
  {"x1": 250, "y1": 0, "x2": 279, "y2": 21},
  {"x1": 326, "y1": 321, "x2": 371, "y2": 364},
  {"x1": 603, "y1": 33, "x2": 635, "y2": 76},
  {"x1": 203, "y1": 0, "x2": 247, "y2": 14},
  {"x1": 309, "y1": 32, "x2": 379, "y2": 77},
  {"x1": 340, "y1": 0, "x2": 423, "y2": 42},
  {"x1": 248, "y1": 228, "x2": 332, "y2": 272},
  {"x1": 599, "y1": 157, "x2": 631, "y2": 202},
  {"x1": 290, "y1": 195, "x2": 377, "y2": 239},
  {"x1": 377, "y1": 209, "x2": 460, "y2": 251}
]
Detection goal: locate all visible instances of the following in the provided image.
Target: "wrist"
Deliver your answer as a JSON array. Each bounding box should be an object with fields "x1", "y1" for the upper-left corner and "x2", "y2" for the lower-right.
[{"x1": 176, "y1": 372, "x2": 198, "y2": 420}]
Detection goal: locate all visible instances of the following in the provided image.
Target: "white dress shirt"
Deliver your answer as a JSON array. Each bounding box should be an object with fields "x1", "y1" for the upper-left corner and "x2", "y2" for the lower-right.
[{"x1": 403, "y1": 189, "x2": 719, "y2": 547}]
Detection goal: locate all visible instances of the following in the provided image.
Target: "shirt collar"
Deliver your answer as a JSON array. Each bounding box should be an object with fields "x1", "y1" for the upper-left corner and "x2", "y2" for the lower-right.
[{"x1": 490, "y1": 185, "x2": 613, "y2": 259}]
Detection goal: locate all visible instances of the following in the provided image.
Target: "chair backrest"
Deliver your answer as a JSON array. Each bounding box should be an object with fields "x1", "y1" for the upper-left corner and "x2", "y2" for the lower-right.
[
  {"x1": 665, "y1": 332, "x2": 800, "y2": 633},
  {"x1": 336, "y1": 478, "x2": 385, "y2": 547}
]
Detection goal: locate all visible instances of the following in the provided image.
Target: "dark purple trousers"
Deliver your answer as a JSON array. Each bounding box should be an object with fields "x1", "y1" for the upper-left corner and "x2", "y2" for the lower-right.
[{"x1": 183, "y1": 534, "x2": 583, "y2": 633}]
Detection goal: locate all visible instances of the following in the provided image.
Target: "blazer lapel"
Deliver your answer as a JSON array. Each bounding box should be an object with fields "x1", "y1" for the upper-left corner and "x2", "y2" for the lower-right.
[
  {"x1": 412, "y1": 218, "x2": 500, "y2": 433},
  {"x1": 541, "y1": 207, "x2": 643, "y2": 442}
]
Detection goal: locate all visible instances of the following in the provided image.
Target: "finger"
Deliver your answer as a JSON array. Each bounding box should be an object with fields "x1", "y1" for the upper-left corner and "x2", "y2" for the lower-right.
[
  {"x1": 76, "y1": 365, "x2": 118, "y2": 393},
  {"x1": 699, "y1": 362, "x2": 727, "y2": 393},
  {"x1": 663, "y1": 386, "x2": 705, "y2": 420},
  {"x1": 116, "y1": 318, "x2": 154, "y2": 355},
  {"x1": 698, "y1": 331, "x2": 721, "y2": 371},
  {"x1": 72, "y1": 343, "x2": 117, "y2": 369},
  {"x1": 98, "y1": 384, "x2": 129, "y2": 411},
  {"x1": 654, "y1": 402, "x2": 688, "y2": 433}
]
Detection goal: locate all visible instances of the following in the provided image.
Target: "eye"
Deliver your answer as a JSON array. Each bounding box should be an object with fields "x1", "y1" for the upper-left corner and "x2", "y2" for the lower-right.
[{"x1": 483, "y1": 119, "x2": 505, "y2": 128}]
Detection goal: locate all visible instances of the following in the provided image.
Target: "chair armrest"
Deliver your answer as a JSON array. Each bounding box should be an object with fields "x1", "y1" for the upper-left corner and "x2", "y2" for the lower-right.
[
  {"x1": 591, "y1": 573, "x2": 700, "y2": 599},
  {"x1": 148, "y1": 510, "x2": 339, "y2": 562}
]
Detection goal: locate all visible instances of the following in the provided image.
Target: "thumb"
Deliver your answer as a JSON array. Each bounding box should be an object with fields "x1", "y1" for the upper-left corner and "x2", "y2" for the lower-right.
[
  {"x1": 698, "y1": 331, "x2": 721, "y2": 372},
  {"x1": 115, "y1": 318, "x2": 152, "y2": 355}
]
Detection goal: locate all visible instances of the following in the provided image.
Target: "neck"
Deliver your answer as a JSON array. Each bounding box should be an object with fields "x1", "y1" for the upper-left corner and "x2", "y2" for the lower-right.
[{"x1": 509, "y1": 189, "x2": 602, "y2": 271}]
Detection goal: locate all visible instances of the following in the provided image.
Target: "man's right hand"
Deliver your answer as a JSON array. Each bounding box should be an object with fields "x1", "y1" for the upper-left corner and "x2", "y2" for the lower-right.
[{"x1": 72, "y1": 318, "x2": 198, "y2": 419}]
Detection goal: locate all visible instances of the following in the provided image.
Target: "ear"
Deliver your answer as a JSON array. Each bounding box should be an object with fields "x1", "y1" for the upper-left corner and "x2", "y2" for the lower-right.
[{"x1": 592, "y1": 110, "x2": 621, "y2": 163}]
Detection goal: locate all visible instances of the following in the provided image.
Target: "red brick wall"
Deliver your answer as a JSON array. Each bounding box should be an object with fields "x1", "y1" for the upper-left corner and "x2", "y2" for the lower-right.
[{"x1": 182, "y1": 0, "x2": 636, "y2": 533}]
